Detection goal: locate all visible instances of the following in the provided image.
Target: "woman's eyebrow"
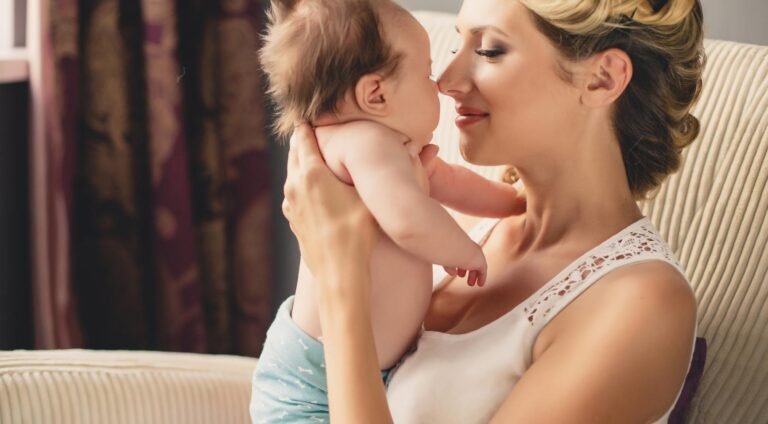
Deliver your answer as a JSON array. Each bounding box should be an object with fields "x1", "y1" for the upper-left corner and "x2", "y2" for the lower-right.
[{"x1": 454, "y1": 25, "x2": 511, "y2": 37}]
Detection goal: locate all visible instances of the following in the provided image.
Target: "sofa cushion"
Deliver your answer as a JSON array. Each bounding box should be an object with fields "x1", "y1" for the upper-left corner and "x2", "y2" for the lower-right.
[{"x1": 670, "y1": 337, "x2": 708, "y2": 424}]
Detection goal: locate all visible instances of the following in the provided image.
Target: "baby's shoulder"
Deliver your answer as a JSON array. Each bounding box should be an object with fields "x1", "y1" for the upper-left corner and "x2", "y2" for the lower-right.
[
  {"x1": 318, "y1": 120, "x2": 410, "y2": 169},
  {"x1": 319, "y1": 120, "x2": 406, "y2": 146}
]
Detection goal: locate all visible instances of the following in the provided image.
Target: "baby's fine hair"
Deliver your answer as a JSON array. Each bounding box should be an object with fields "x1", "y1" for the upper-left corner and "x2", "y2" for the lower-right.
[{"x1": 260, "y1": 0, "x2": 404, "y2": 139}]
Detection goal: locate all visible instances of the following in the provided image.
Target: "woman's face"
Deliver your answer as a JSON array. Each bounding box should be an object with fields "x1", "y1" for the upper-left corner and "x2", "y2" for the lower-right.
[{"x1": 438, "y1": 0, "x2": 585, "y2": 166}]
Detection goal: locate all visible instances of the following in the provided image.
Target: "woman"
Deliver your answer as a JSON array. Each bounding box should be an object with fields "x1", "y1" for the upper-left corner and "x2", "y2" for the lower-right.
[{"x1": 280, "y1": 0, "x2": 704, "y2": 422}]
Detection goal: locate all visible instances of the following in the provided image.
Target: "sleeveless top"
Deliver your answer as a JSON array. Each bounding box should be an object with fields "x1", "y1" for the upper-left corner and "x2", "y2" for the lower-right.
[{"x1": 385, "y1": 216, "x2": 696, "y2": 423}]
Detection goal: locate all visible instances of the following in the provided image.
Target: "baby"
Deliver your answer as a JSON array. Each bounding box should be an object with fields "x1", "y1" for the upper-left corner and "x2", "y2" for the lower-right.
[{"x1": 251, "y1": 0, "x2": 521, "y2": 422}]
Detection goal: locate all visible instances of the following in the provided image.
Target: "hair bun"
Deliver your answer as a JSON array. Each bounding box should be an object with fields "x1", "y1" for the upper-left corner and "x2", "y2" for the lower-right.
[
  {"x1": 674, "y1": 113, "x2": 700, "y2": 149},
  {"x1": 648, "y1": 0, "x2": 668, "y2": 13},
  {"x1": 632, "y1": 0, "x2": 696, "y2": 26}
]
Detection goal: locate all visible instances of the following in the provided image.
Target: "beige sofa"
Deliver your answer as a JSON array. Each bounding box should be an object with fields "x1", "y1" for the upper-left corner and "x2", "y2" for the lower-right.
[{"x1": 2, "y1": 10, "x2": 767, "y2": 424}]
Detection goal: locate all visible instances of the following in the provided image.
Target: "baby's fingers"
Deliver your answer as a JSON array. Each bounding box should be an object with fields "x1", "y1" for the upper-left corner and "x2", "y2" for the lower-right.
[
  {"x1": 418, "y1": 144, "x2": 440, "y2": 173},
  {"x1": 467, "y1": 271, "x2": 487, "y2": 287},
  {"x1": 467, "y1": 271, "x2": 477, "y2": 287}
]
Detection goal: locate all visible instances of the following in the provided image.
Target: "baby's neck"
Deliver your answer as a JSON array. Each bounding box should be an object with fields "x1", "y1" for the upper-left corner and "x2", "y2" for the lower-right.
[
  {"x1": 313, "y1": 111, "x2": 412, "y2": 146},
  {"x1": 313, "y1": 111, "x2": 370, "y2": 128}
]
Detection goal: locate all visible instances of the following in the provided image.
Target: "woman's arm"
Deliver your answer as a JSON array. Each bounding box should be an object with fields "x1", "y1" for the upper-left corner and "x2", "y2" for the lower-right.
[{"x1": 282, "y1": 125, "x2": 394, "y2": 424}]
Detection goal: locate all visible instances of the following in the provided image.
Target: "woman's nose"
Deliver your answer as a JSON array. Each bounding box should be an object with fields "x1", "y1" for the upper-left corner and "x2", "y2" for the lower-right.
[{"x1": 437, "y1": 55, "x2": 471, "y2": 98}]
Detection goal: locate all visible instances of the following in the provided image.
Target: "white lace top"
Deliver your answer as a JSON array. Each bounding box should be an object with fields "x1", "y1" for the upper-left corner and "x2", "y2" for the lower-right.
[{"x1": 386, "y1": 216, "x2": 695, "y2": 423}]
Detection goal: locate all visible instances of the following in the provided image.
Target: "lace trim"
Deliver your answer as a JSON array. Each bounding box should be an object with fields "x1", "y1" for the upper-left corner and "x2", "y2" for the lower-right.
[{"x1": 523, "y1": 220, "x2": 683, "y2": 325}]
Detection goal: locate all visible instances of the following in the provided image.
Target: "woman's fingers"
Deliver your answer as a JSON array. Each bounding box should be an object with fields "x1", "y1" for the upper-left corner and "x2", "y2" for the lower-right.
[
  {"x1": 287, "y1": 125, "x2": 305, "y2": 169},
  {"x1": 284, "y1": 124, "x2": 321, "y2": 215},
  {"x1": 285, "y1": 126, "x2": 306, "y2": 205},
  {"x1": 291, "y1": 123, "x2": 324, "y2": 167}
]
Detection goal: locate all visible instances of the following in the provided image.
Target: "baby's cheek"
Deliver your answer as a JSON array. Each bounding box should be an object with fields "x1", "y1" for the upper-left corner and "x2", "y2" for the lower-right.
[{"x1": 429, "y1": 96, "x2": 441, "y2": 128}]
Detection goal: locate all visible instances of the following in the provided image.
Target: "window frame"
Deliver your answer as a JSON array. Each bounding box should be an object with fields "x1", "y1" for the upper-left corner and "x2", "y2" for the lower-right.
[{"x1": 0, "y1": 0, "x2": 28, "y2": 83}]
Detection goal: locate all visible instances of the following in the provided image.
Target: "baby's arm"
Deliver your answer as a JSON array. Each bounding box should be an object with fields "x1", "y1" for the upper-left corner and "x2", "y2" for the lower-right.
[
  {"x1": 426, "y1": 154, "x2": 524, "y2": 217},
  {"x1": 339, "y1": 123, "x2": 485, "y2": 279}
]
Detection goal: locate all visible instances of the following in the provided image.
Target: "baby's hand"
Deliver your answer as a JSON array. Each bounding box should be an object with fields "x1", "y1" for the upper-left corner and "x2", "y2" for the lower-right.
[
  {"x1": 417, "y1": 144, "x2": 440, "y2": 178},
  {"x1": 443, "y1": 248, "x2": 487, "y2": 287}
]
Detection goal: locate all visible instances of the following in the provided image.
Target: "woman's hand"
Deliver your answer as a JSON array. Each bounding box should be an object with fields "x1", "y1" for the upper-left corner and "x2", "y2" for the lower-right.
[
  {"x1": 283, "y1": 125, "x2": 393, "y2": 424},
  {"x1": 282, "y1": 124, "x2": 379, "y2": 291}
]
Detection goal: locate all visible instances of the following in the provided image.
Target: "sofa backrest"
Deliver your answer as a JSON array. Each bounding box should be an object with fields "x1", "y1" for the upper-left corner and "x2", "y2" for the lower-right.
[{"x1": 415, "y1": 10, "x2": 768, "y2": 424}]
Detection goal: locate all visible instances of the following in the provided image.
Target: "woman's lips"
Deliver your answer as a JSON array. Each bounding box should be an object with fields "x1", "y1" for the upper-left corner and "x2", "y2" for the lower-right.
[{"x1": 455, "y1": 106, "x2": 489, "y2": 129}]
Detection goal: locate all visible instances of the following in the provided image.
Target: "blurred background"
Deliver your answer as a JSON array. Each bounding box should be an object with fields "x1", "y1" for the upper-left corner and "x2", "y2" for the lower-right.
[
  {"x1": 402, "y1": 0, "x2": 768, "y2": 46},
  {"x1": 1, "y1": 0, "x2": 278, "y2": 356},
  {"x1": 1, "y1": 0, "x2": 766, "y2": 356}
]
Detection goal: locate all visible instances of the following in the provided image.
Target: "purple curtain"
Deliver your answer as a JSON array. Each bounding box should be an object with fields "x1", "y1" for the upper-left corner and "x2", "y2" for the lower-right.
[{"x1": 29, "y1": 0, "x2": 273, "y2": 356}]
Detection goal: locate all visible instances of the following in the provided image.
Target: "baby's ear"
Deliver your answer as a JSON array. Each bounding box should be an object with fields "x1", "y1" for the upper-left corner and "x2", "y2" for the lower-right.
[{"x1": 354, "y1": 74, "x2": 388, "y2": 116}]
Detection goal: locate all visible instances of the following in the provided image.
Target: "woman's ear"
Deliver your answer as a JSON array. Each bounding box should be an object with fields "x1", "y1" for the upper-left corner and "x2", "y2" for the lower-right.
[
  {"x1": 580, "y1": 49, "x2": 633, "y2": 108},
  {"x1": 354, "y1": 74, "x2": 388, "y2": 116}
]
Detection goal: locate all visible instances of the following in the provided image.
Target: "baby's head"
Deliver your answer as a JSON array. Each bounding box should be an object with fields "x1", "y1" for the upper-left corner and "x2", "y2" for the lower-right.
[{"x1": 260, "y1": 0, "x2": 439, "y2": 145}]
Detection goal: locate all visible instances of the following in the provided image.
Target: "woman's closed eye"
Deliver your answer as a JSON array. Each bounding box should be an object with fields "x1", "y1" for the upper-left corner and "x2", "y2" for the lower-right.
[
  {"x1": 475, "y1": 48, "x2": 506, "y2": 58},
  {"x1": 450, "y1": 47, "x2": 506, "y2": 57}
]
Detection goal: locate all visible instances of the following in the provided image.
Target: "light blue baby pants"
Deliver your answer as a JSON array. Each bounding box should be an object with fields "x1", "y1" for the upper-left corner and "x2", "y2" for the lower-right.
[{"x1": 250, "y1": 296, "x2": 393, "y2": 423}]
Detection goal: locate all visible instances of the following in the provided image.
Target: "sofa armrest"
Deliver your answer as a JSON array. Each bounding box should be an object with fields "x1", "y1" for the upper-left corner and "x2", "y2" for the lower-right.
[{"x1": 0, "y1": 349, "x2": 258, "y2": 424}]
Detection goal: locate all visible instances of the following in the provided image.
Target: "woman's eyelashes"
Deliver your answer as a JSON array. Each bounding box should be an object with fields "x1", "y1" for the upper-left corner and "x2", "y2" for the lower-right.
[
  {"x1": 475, "y1": 47, "x2": 506, "y2": 58},
  {"x1": 449, "y1": 45, "x2": 507, "y2": 59}
]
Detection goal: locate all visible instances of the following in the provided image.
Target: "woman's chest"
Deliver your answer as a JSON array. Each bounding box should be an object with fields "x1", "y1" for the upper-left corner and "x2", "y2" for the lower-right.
[
  {"x1": 424, "y1": 262, "x2": 537, "y2": 335},
  {"x1": 387, "y1": 325, "x2": 529, "y2": 424},
  {"x1": 424, "y1": 230, "x2": 569, "y2": 335}
]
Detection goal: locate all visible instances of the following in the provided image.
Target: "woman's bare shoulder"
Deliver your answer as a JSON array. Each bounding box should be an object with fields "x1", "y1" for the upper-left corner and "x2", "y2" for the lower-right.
[
  {"x1": 493, "y1": 261, "x2": 696, "y2": 422},
  {"x1": 552, "y1": 259, "x2": 696, "y2": 340},
  {"x1": 598, "y1": 260, "x2": 695, "y2": 315},
  {"x1": 540, "y1": 256, "x2": 695, "y2": 338}
]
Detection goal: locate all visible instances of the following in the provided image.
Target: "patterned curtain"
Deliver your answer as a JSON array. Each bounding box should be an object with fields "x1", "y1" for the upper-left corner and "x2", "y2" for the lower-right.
[{"x1": 28, "y1": 0, "x2": 272, "y2": 356}]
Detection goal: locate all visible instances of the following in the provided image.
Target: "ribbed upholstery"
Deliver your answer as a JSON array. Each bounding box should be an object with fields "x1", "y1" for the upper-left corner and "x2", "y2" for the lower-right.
[
  {"x1": 641, "y1": 39, "x2": 768, "y2": 424},
  {"x1": 0, "y1": 349, "x2": 258, "y2": 423},
  {"x1": 415, "y1": 11, "x2": 768, "y2": 424}
]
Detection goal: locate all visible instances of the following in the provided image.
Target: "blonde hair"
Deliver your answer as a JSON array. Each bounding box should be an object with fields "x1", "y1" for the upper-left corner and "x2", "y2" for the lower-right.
[
  {"x1": 521, "y1": 0, "x2": 705, "y2": 198},
  {"x1": 259, "y1": 0, "x2": 403, "y2": 139}
]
